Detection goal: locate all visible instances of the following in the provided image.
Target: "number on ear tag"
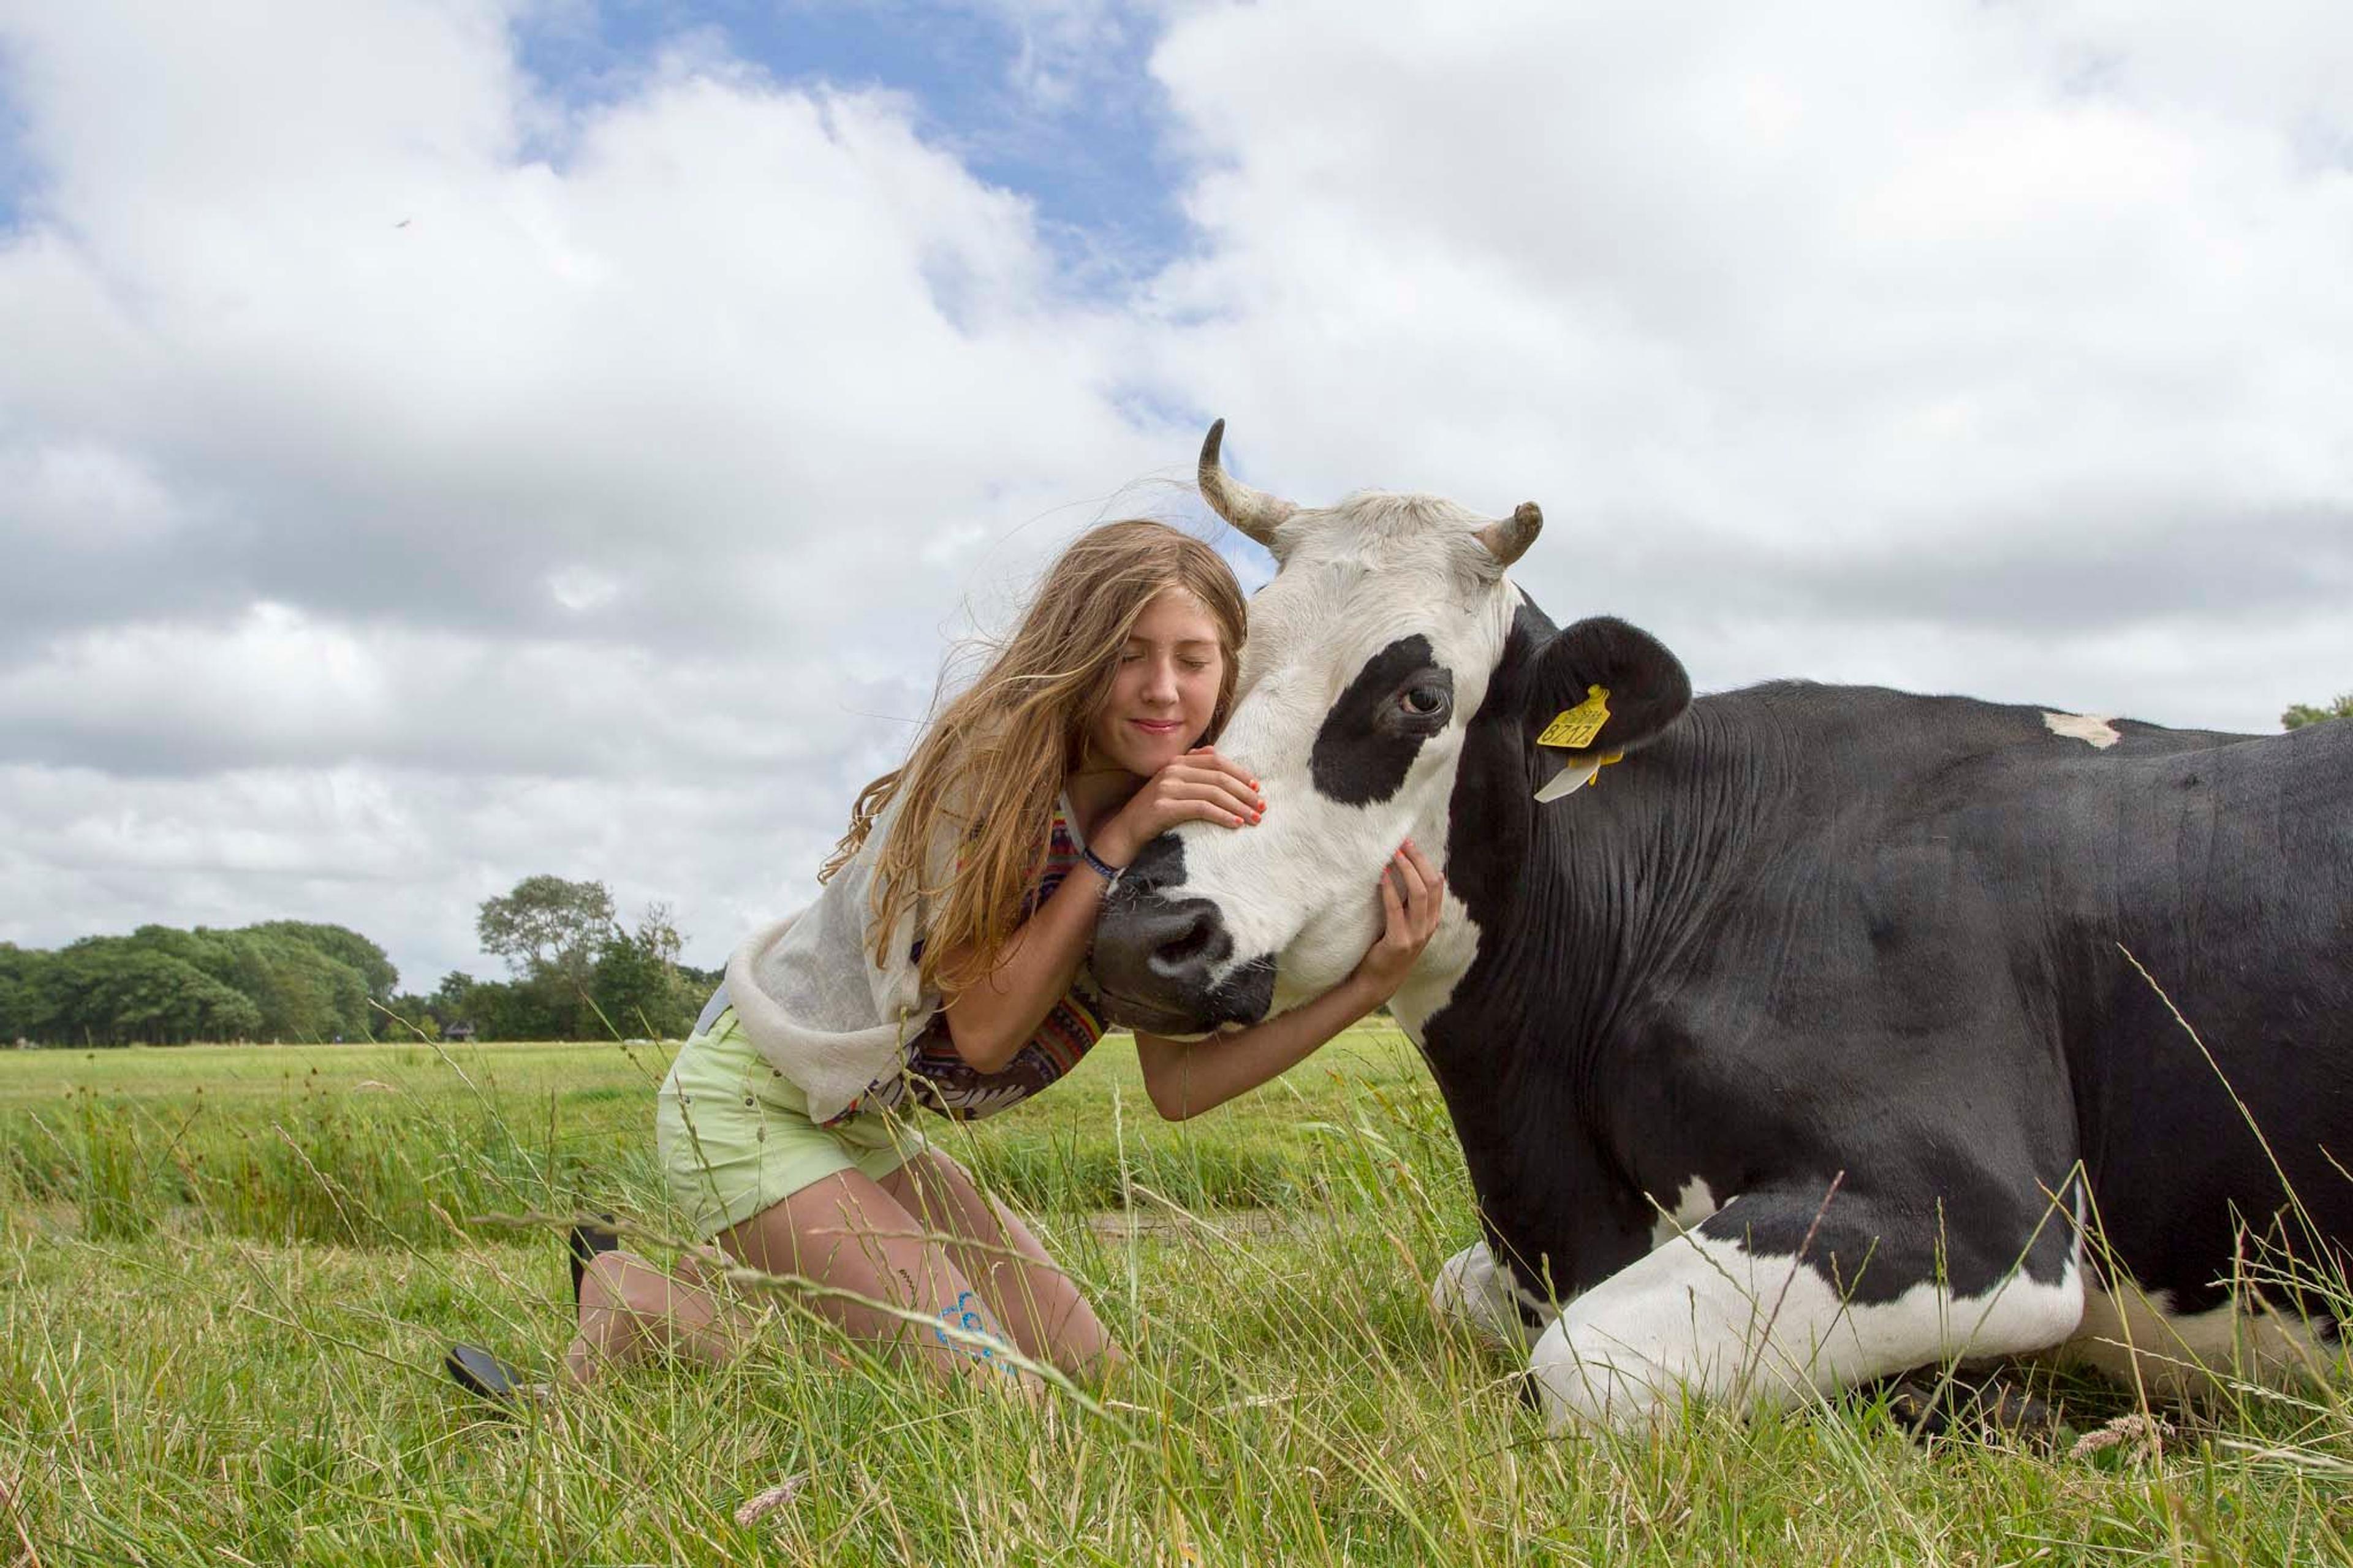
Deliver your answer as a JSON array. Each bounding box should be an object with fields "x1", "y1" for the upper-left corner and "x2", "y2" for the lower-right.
[{"x1": 1537, "y1": 685, "x2": 1611, "y2": 749}]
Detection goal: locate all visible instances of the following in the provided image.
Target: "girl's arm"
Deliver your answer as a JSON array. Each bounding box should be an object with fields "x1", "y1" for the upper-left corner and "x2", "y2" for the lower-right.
[
  {"x1": 937, "y1": 749, "x2": 1261, "y2": 1073},
  {"x1": 1135, "y1": 841, "x2": 1442, "y2": 1121}
]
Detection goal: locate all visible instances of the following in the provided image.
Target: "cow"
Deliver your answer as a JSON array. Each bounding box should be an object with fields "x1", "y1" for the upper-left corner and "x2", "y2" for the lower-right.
[{"x1": 1092, "y1": 421, "x2": 2353, "y2": 1432}]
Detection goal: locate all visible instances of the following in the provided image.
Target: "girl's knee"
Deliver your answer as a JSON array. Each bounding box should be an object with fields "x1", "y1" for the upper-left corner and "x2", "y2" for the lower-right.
[{"x1": 1058, "y1": 1331, "x2": 1124, "y2": 1387}]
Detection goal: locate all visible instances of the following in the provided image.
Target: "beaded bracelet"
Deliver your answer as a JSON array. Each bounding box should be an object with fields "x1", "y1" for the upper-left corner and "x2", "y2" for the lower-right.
[{"x1": 1081, "y1": 846, "x2": 1124, "y2": 883}]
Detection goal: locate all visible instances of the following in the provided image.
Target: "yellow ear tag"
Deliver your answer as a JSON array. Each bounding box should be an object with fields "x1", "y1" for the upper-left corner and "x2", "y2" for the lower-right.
[{"x1": 1537, "y1": 685, "x2": 1611, "y2": 749}]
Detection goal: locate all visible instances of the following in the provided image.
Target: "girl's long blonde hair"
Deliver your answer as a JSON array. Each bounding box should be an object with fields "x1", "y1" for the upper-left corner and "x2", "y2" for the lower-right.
[{"x1": 822, "y1": 519, "x2": 1247, "y2": 994}]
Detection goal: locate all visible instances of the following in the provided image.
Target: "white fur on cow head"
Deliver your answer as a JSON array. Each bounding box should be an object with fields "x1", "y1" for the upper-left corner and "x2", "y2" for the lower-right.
[
  {"x1": 1156, "y1": 485, "x2": 1523, "y2": 1018},
  {"x1": 1095, "y1": 426, "x2": 1691, "y2": 1041}
]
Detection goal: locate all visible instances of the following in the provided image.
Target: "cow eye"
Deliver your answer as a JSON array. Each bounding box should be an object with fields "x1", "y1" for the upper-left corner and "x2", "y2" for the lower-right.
[{"x1": 1400, "y1": 685, "x2": 1447, "y2": 716}]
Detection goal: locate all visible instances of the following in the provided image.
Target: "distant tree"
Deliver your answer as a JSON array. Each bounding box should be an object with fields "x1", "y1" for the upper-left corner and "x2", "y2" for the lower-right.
[
  {"x1": 37, "y1": 940, "x2": 262, "y2": 1045},
  {"x1": 2282, "y1": 693, "x2": 2353, "y2": 730},
  {"x1": 635, "y1": 901, "x2": 684, "y2": 970},
  {"x1": 408, "y1": 969, "x2": 528, "y2": 1039},
  {"x1": 3, "y1": 921, "x2": 400, "y2": 1045},
  {"x1": 116, "y1": 922, "x2": 379, "y2": 1040},
  {"x1": 477, "y1": 876, "x2": 619, "y2": 993},
  {"x1": 430, "y1": 971, "x2": 477, "y2": 1019},
  {"x1": 127, "y1": 924, "x2": 230, "y2": 976},
  {"x1": 467, "y1": 977, "x2": 567, "y2": 1042},
  {"x1": 0, "y1": 943, "x2": 44, "y2": 1041},
  {"x1": 242, "y1": 920, "x2": 398, "y2": 1001},
  {"x1": 379, "y1": 991, "x2": 444, "y2": 1040},
  {"x1": 589, "y1": 919, "x2": 699, "y2": 1041},
  {"x1": 216, "y1": 929, "x2": 373, "y2": 1041}
]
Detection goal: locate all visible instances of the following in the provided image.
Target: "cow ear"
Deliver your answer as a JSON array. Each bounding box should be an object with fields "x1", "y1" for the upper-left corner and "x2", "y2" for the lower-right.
[{"x1": 1523, "y1": 616, "x2": 1691, "y2": 754}]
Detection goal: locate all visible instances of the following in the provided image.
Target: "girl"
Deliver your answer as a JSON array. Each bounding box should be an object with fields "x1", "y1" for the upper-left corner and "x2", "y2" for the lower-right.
[{"x1": 447, "y1": 519, "x2": 1441, "y2": 1395}]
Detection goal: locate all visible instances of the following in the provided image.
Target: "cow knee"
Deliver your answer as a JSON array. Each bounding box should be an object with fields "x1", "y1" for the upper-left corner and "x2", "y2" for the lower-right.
[
  {"x1": 1431, "y1": 1241, "x2": 1545, "y2": 1352},
  {"x1": 1981, "y1": 1266, "x2": 2085, "y2": 1357},
  {"x1": 1529, "y1": 1211, "x2": 2090, "y2": 1433},
  {"x1": 1528, "y1": 1316, "x2": 1686, "y2": 1432}
]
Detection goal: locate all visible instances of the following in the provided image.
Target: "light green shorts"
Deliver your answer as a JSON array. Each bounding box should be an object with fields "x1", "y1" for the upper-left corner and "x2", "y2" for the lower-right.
[{"x1": 657, "y1": 1009, "x2": 928, "y2": 1240}]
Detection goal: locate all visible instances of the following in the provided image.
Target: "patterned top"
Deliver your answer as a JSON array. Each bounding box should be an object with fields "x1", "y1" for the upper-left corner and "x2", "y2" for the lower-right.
[{"x1": 838, "y1": 799, "x2": 1107, "y2": 1124}]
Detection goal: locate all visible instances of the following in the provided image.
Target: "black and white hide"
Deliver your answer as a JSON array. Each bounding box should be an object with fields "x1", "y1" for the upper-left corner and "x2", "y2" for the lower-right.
[{"x1": 1091, "y1": 422, "x2": 2353, "y2": 1432}]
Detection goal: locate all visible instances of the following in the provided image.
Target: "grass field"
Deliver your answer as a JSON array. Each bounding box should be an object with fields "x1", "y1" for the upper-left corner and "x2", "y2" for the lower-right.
[{"x1": 5, "y1": 1028, "x2": 2352, "y2": 1565}]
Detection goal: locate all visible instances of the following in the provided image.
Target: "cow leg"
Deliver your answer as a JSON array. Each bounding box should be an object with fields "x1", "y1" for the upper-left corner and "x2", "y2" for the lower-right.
[
  {"x1": 1528, "y1": 1186, "x2": 2085, "y2": 1432},
  {"x1": 1430, "y1": 1238, "x2": 1555, "y2": 1352}
]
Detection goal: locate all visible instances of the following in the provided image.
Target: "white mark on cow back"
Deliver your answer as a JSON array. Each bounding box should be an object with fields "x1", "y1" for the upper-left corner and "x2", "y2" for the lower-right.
[
  {"x1": 2055, "y1": 1281, "x2": 2342, "y2": 1400},
  {"x1": 1529, "y1": 1229, "x2": 2085, "y2": 1432},
  {"x1": 1648, "y1": 1178, "x2": 1722, "y2": 1254},
  {"x1": 1431, "y1": 1239, "x2": 1555, "y2": 1352},
  {"x1": 2044, "y1": 712, "x2": 2121, "y2": 749}
]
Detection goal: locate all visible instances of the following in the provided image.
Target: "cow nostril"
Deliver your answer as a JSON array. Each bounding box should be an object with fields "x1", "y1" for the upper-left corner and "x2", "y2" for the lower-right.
[{"x1": 1150, "y1": 907, "x2": 1218, "y2": 977}]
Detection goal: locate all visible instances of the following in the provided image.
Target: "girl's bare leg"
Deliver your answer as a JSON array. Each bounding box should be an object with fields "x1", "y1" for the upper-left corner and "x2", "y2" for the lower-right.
[
  {"x1": 881, "y1": 1150, "x2": 1121, "y2": 1383},
  {"x1": 566, "y1": 1251, "x2": 745, "y2": 1384},
  {"x1": 717, "y1": 1168, "x2": 1029, "y2": 1391},
  {"x1": 562, "y1": 1168, "x2": 1056, "y2": 1392}
]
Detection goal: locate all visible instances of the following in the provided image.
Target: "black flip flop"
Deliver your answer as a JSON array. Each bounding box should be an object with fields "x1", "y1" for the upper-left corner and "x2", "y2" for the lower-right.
[
  {"x1": 444, "y1": 1342, "x2": 532, "y2": 1405},
  {"x1": 446, "y1": 1218, "x2": 618, "y2": 1407},
  {"x1": 567, "y1": 1213, "x2": 621, "y2": 1306}
]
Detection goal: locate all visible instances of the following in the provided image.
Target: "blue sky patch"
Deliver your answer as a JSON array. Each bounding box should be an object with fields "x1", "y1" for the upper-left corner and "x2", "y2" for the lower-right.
[
  {"x1": 0, "y1": 37, "x2": 36, "y2": 237},
  {"x1": 510, "y1": 1, "x2": 1195, "y2": 292}
]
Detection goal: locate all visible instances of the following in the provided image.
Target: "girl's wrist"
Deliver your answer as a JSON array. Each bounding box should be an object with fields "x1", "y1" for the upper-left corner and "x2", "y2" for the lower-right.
[
  {"x1": 1339, "y1": 966, "x2": 1393, "y2": 1015},
  {"x1": 1087, "y1": 823, "x2": 1136, "y2": 869}
]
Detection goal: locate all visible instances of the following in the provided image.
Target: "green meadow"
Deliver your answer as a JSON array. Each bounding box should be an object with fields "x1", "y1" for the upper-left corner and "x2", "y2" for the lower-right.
[{"x1": 5, "y1": 1027, "x2": 2352, "y2": 1565}]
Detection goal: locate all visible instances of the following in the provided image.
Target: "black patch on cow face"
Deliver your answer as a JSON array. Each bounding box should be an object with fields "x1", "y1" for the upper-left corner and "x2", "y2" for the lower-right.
[
  {"x1": 1112, "y1": 831, "x2": 1186, "y2": 901},
  {"x1": 1308, "y1": 635, "x2": 1455, "y2": 806},
  {"x1": 1092, "y1": 833, "x2": 1278, "y2": 1034}
]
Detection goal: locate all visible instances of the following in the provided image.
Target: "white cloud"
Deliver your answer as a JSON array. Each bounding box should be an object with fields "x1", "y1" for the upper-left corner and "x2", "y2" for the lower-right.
[
  {"x1": 3, "y1": 0, "x2": 2350, "y2": 984},
  {"x1": 4, "y1": 442, "x2": 181, "y2": 547},
  {"x1": 0, "y1": 0, "x2": 1191, "y2": 977},
  {"x1": 1142, "y1": 0, "x2": 2353, "y2": 706}
]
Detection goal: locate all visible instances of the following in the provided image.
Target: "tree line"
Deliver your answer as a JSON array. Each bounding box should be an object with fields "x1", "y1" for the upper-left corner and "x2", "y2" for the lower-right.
[{"x1": 2, "y1": 876, "x2": 718, "y2": 1048}]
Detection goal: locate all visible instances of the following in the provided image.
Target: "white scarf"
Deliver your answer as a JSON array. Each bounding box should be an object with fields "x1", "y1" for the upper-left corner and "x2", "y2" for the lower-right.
[{"x1": 721, "y1": 798, "x2": 942, "y2": 1125}]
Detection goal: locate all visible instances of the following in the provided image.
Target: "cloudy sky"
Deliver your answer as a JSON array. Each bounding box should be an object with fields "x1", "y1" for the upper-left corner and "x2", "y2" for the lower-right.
[{"x1": 4, "y1": 0, "x2": 2349, "y2": 990}]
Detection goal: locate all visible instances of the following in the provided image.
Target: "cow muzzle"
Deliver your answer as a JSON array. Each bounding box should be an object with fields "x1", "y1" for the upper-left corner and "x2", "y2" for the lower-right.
[{"x1": 1091, "y1": 834, "x2": 1276, "y2": 1036}]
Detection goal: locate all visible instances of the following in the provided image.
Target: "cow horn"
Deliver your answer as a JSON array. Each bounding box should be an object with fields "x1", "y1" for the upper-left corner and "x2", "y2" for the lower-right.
[
  {"x1": 1198, "y1": 419, "x2": 1295, "y2": 546},
  {"x1": 1477, "y1": 502, "x2": 1542, "y2": 568}
]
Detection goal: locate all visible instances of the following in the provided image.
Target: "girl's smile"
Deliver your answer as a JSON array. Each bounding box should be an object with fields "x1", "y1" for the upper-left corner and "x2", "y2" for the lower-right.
[{"x1": 1087, "y1": 586, "x2": 1226, "y2": 779}]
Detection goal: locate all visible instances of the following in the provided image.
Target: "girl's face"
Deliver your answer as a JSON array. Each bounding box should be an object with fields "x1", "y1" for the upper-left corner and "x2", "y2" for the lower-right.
[{"x1": 1086, "y1": 587, "x2": 1227, "y2": 780}]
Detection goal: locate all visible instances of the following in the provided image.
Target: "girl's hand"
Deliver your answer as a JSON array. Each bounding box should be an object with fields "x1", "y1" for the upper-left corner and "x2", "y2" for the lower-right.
[
  {"x1": 1132, "y1": 837, "x2": 1445, "y2": 1121},
  {"x1": 1093, "y1": 747, "x2": 1264, "y2": 868},
  {"x1": 1348, "y1": 840, "x2": 1444, "y2": 1004}
]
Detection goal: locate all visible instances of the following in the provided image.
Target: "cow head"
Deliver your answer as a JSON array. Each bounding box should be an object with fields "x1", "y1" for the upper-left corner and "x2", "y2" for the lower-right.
[{"x1": 1092, "y1": 422, "x2": 1690, "y2": 1037}]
